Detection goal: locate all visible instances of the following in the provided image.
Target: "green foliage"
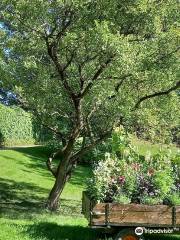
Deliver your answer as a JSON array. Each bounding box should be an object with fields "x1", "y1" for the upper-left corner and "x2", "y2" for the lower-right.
[
  {"x1": 0, "y1": 0, "x2": 179, "y2": 211},
  {"x1": 141, "y1": 196, "x2": 162, "y2": 205},
  {"x1": 153, "y1": 169, "x2": 174, "y2": 197},
  {"x1": 168, "y1": 193, "x2": 180, "y2": 205},
  {"x1": 87, "y1": 153, "x2": 117, "y2": 202},
  {"x1": 0, "y1": 103, "x2": 36, "y2": 146},
  {"x1": 113, "y1": 193, "x2": 131, "y2": 204},
  {"x1": 136, "y1": 151, "x2": 175, "y2": 204},
  {"x1": 0, "y1": 130, "x2": 5, "y2": 147},
  {"x1": 87, "y1": 128, "x2": 179, "y2": 205},
  {"x1": 0, "y1": 0, "x2": 179, "y2": 149},
  {"x1": 128, "y1": 94, "x2": 180, "y2": 144}
]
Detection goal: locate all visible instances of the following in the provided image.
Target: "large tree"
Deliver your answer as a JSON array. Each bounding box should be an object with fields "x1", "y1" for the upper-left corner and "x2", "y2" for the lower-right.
[{"x1": 0, "y1": 0, "x2": 179, "y2": 210}]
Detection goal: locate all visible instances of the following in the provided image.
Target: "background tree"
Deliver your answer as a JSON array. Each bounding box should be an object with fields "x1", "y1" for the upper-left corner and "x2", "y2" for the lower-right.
[
  {"x1": 127, "y1": 93, "x2": 180, "y2": 144},
  {"x1": 0, "y1": 0, "x2": 179, "y2": 210}
]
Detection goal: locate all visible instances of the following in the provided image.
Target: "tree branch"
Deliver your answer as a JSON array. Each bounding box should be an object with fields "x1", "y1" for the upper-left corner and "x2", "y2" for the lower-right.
[
  {"x1": 70, "y1": 129, "x2": 112, "y2": 163},
  {"x1": 63, "y1": 49, "x2": 76, "y2": 71},
  {"x1": 46, "y1": 149, "x2": 63, "y2": 178},
  {"x1": 15, "y1": 95, "x2": 67, "y2": 145},
  {"x1": 108, "y1": 74, "x2": 132, "y2": 99},
  {"x1": 43, "y1": 9, "x2": 78, "y2": 106},
  {"x1": 80, "y1": 54, "x2": 115, "y2": 97},
  {"x1": 46, "y1": 155, "x2": 57, "y2": 178},
  {"x1": 45, "y1": 38, "x2": 78, "y2": 104},
  {"x1": 134, "y1": 81, "x2": 180, "y2": 109}
]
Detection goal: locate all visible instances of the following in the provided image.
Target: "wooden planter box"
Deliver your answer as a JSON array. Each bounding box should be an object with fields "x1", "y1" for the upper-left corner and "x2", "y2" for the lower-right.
[{"x1": 82, "y1": 191, "x2": 180, "y2": 228}]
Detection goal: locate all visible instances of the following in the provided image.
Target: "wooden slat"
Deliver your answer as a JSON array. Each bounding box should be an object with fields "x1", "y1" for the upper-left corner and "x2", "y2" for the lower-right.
[
  {"x1": 92, "y1": 222, "x2": 174, "y2": 227},
  {"x1": 109, "y1": 211, "x2": 171, "y2": 219},
  {"x1": 91, "y1": 209, "x2": 172, "y2": 225},
  {"x1": 109, "y1": 211, "x2": 172, "y2": 225},
  {"x1": 109, "y1": 203, "x2": 172, "y2": 212},
  {"x1": 82, "y1": 192, "x2": 180, "y2": 227},
  {"x1": 93, "y1": 203, "x2": 106, "y2": 212},
  {"x1": 92, "y1": 218, "x2": 106, "y2": 224},
  {"x1": 82, "y1": 191, "x2": 91, "y2": 221},
  {"x1": 91, "y1": 221, "x2": 106, "y2": 225},
  {"x1": 176, "y1": 212, "x2": 180, "y2": 225},
  {"x1": 174, "y1": 206, "x2": 180, "y2": 226},
  {"x1": 176, "y1": 206, "x2": 180, "y2": 213}
]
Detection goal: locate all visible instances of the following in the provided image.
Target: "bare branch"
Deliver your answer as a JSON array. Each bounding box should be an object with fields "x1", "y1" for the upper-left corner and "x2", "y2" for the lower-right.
[
  {"x1": 39, "y1": 121, "x2": 66, "y2": 146},
  {"x1": 43, "y1": 9, "x2": 78, "y2": 105},
  {"x1": 115, "y1": 74, "x2": 132, "y2": 92},
  {"x1": 55, "y1": 9, "x2": 74, "y2": 43},
  {"x1": 81, "y1": 54, "x2": 99, "y2": 66},
  {"x1": 76, "y1": 63, "x2": 85, "y2": 91},
  {"x1": 134, "y1": 81, "x2": 180, "y2": 109}
]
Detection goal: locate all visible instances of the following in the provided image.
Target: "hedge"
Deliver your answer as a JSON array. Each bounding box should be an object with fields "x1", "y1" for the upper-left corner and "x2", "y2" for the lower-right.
[{"x1": 0, "y1": 104, "x2": 37, "y2": 146}]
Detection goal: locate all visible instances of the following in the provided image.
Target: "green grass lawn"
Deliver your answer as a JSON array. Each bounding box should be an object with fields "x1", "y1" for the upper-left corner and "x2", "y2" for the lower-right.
[
  {"x1": 0, "y1": 146, "x2": 179, "y2": 240},
  {"x1": 131, "y1": 135, "x2": 179, "y2": 156}
]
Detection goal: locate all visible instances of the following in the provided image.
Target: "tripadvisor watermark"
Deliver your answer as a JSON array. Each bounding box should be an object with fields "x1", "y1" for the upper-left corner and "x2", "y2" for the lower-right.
[{"x1": 135, "y1": 227, "x2": 180, "y2": 236}]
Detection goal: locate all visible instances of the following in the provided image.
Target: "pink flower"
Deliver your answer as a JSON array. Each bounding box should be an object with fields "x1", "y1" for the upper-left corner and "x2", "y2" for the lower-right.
[{"x1": 118, "y1": 176, "x2": 125, "y2": 184}]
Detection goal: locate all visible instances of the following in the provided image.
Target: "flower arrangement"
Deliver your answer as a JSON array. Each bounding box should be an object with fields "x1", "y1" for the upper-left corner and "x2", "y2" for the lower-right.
[{"x1": 87, "y1": 127, "x2": 180, "y2": 205}]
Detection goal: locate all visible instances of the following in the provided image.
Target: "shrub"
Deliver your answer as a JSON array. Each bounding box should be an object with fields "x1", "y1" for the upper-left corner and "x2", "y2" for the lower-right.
[
  {"x1": 0, "y1": 104, "x2": 51, "y2": 146},
  {"x1": 87, "y1": 127, "x2": 179, "y2": 206},
  {"x1": 168, "y1": 193, "x2": 180, "y2": 205},
  {"x1": 87, "y1": 153, "x2": 118, "y2": 202}
]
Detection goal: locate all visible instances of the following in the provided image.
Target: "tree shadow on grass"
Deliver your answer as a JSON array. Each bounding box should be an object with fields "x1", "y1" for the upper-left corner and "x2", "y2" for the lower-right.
[
  {"x1": 0, "y1": 147, "x2": 91, "y2": 219},
  {"x1": 26, "y1": 222, "x2": 104, "y2": 240},
  {"x1": 13, "y1": 146, "x2": 52, "y2": 179},
  {"x1": 13, "y1": 146, "x2": 49, "y2": 158},
  {"x1": 27, "y1": 223, "x2": 180, "y2": 240},
  {"x1": 0, "y1": 177, "x2": 84, "y2": 219},
  {"x1": 13, "y1": 147, "x2": 92, "y2": 187},
  {"x1": 0, "y1": 177, "x2": 48, "y2": 219},
  {"x1": 27, "y1": 222, "x2": 180, "y2": 240},
  {"x1": 11, "y1": 146, "x2": 92, "y2": 190}
]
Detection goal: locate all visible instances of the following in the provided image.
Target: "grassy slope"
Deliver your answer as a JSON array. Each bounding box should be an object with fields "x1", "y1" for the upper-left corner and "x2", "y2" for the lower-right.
[
  {"x1": 0, "y1": 147, "x2": 100, "y2": 240},
  {"x1": 0, "y1": 146, "x2": 179, "y2": 240},
  {"x1": 131, "y1": 135, "x2": 179, "y2": 156}
]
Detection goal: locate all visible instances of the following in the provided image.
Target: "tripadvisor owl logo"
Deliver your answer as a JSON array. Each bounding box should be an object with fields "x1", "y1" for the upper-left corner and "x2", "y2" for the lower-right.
[{"x1": 135, "y1": 227, "x2": 144, "y2": 236}]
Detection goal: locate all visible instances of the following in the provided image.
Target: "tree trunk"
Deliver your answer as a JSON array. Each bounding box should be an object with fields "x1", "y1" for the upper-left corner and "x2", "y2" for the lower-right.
[
  {"x1": 46, "y1": 131, "x2": 79, "y2": 210},
  {"x1": 46, "y1": 161, "x2": 67, "y2": 210},
  {"x1": 46, "y1": 153, "x2": 71, "y2": 211},
  {"x1": 46, "y1": 108, "x2": 83, "y2": 211}
]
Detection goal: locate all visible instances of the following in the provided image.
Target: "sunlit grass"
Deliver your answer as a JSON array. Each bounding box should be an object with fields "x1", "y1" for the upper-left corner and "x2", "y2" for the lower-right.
[
  {"x1": 0, "y1": 146, "x2": 179, "y2": 240},
  {"x1": 131, "y1": 135, "x2": 179, "y2": 156}
]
